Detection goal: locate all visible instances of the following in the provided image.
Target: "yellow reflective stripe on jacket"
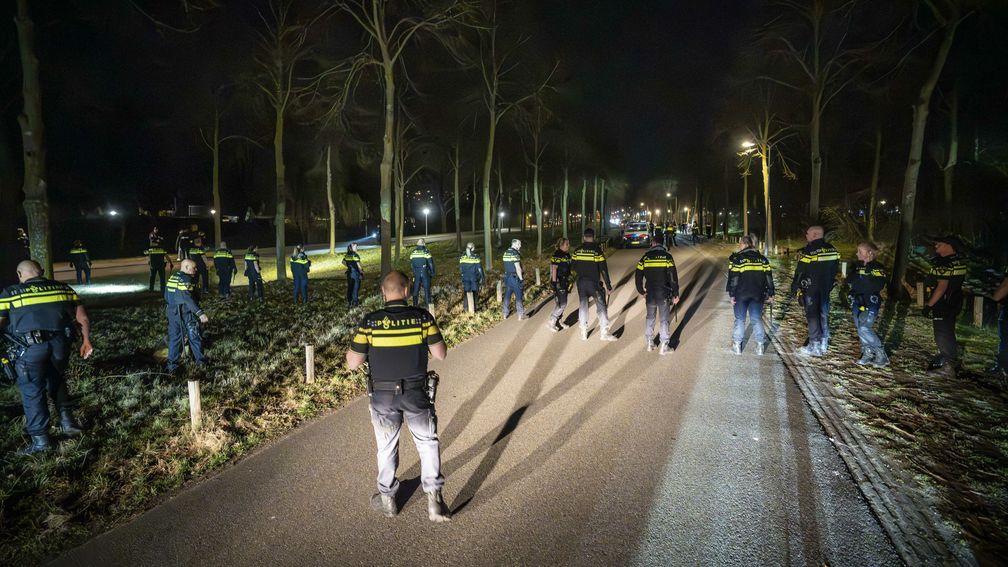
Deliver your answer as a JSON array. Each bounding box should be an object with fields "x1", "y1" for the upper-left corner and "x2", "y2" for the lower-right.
[
  {"x1": 571, "y1": 251, "x2": 604, "y2": 262},
  {"x1": 503, "y1": 253, "x2": 521, "y2": 262},
  {"x1": 145, "y1": 248, "x2": 167, "y2": 255},
  {"x1": 459, "y1": 256, "x2": 481, "y2": 264},
  {"x1": 410, "y1": 251, "x2": 432, "y2": 259},
  {"x1": 798, "y1": 251, "x2": 840, "y2": 263},
  {"x1": 929, "y1": 264, "x2": 967, "y2": 277},
  {"x1": 244, "y1": 254, "x2": 259, "y2": 261},
  {"x1": 371, "y1": 334, "x2": 424, "y2": 347},
  {"x1": 0, "y1": 290, "x2": 79, "y2": 309},
  {"x1": 636, "y1": 259, "x2": 674, "y2": 270},
  {"x1": 857, "y1": 268, "x2": 886, "y2": 277},
  {"x1": 69, "y1": 248, "x2": 88, "y2": 254},
  {"x1": 291, "y1": 258, "x2": 310, "y2": 264},
  {"x1": 729, "y1": 262, "x2": 771, "y2": 272}
]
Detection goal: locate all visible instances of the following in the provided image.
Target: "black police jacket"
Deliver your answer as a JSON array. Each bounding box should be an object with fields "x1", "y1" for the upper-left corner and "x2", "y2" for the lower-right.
[
  {"x1": 790, "y1": 239, "x2": 839, "y2": 294},
  {"x1": 928, "y1": 254, "x2": 966, "y2": 309},
  {"x1": 291, "y1": 252, "x2": 311, "y2": 276},
  {"x1": 410, "y1": 247, "x2": 435, "y2": 278},
  {"x1": 571, "y1": 242, "x2": 612, "y2": 288},
  {"x1": 213, "y1": 249, "x2": 237, "y2": 275},
  {"x1": 350, "y1": 300, "x2": 444, "y2": 382},
  {"x1": 459, "y1": 253, "x2": 483, "y2": 282},
  {"x1": 635, "y1": 246, "x2": 679, "y2": 298},
  {"x1": 0, "y1": 277, "x2": 79, "y2": 333},
  {"x1": 165, "y1": 272, "x2": 204, "y2": 318},
  {"x1": 727, "y1": 248, "x2": 774, "y2": 301},
  {"x1": 550, "y1": 249, "x2": 572, "y2": 286},
  {"x1": 846, "y1": 260, "x2": 886, "y2": 305}
]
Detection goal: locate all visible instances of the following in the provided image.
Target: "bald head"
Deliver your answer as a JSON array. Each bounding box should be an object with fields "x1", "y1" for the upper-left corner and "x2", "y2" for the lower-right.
[
  {"x1": 381, "y1": 270, "x2": 410, "y2": 301},
  {"x1": 16, "y1": 260, "x2": 43, "y2": 283},
  {"x1": 180, "y1": 259, "x2": 197, "y2": 276},
  {"x1": 805, "y1": 225, "x2": 824, "y2": 242}
]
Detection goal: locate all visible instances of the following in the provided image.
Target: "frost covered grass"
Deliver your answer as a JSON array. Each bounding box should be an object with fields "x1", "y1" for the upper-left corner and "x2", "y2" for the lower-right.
[
  {"x1": 768, "y1": 251, "x2": 1007, "y2": 562},
  {"x1": 0, "y1": 241, "x2": 553, "y2": 563}
]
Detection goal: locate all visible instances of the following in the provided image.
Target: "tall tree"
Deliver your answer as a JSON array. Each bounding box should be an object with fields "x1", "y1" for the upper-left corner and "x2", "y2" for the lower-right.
[
  {"x1": 890, "y1": 0, "x2": 966, "y2": 298},
  {"x1": 15, "y1": 0, "x2": 52, "y2": 276},
  {"x1": 746, "y1": 108, "x2": 797, "y2": 254},
  {"x1": 518, "y1": 95, "x2": 551, "y2": 256},
  {"x1": 335, "y1": 0, "x2": 464, "y2": 275}
]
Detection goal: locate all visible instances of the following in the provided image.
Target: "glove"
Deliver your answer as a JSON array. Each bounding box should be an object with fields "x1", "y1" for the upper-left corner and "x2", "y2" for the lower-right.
[{"x1": 921, "y1": 305, "x2": 932, "y2": 318}]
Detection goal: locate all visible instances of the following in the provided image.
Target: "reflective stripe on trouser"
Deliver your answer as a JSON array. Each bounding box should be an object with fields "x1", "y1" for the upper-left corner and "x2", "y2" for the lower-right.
[
  {"x1": 412, "y1": 275, "x2": 431, "y2": 306},
  {"x1": 14, "y1": 335, "x2": 70, "y2": 436},
  {"x1": 149, "y1": 266, "x2": 166, "y2": 291},
  {"x1": 646, "y1": 294, "x2": 672, "y2": 343},
  {"x1": 218, "y1": 273, "x2": 232, "y2": 297},
  {"x1": 369, "y1": 388, "x2": 444, "y2": 495},
  {"x1": 732, "y1": 298, "x2": 765, "y2": 344},
  {"x1": 577, "y1": 279, "x2": 609, "y2": 331},
  {"x1": 802, "y1": 290, "x2": 829, "y2": 343},
  {"x1": 461, "y1": 279, "x2": 479, "y2": 311},
  {"x1": 346, "y1": 274, "x2": 360, "y2": 305},
  {"x1": 550, "y1": 288, "x2": 569, "y2": 324},
  {"x1": 167, "y1": 311, "x2": 205, "y2": 370},
  {"x1": 851, "y1": 304, "x2": 883, "y2": 349},
  {"x1": 502, "y1": 274, "x2": 524, "y2": 317}
]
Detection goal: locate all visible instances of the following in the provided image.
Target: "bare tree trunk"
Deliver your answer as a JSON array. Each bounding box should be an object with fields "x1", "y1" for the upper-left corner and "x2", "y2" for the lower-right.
[
  {"x1": 453, "y1": 142, "x2": 461, "y2": 251},
  {"x1": 16, "y1": 0, "x2": 51, "y2": 277},
  {"x1": 891, "y1": 17, "x2": 960, "y2": 298},
  {"x1": 533, "y1": 157, "x2": 542, "y2": 257},
  {"x1": 480, "y1": 113, "x2": 498, "y2": 269},
  {"x1": 521, "y1": 180, "x2": 527, "y2": 232},
  {"x1": 809, "y1": 101, "x2": 823, "y2": 219},
  {"x1": 761, "y1": 143, "x2": 773, "y2": 254},
  {"x1": 273, "y1": 106, "x2": 287, "y2": 281},
  {"x1": 326, "y1": 144, "x2": 336, "y2": 254},
  {"x1": 943, "y1": 83, "x2": 958, "y2": 211},
  {"x1": 580, "y1": 178, "x2": 587, "y2": 237},
  {"x1": 562, "y1": 167, "x2": 569, "y2": 239},
  {"x1": 867, "y1": 124, "x2": 881, "y2": 241},
  {"x1": 379, "y1": 61, "x2": 395, "y2": 275},
  {"x1": 592, "y1": 176, "x2": 598, "y2": 235},
  {"x1": 742, "y1": 173, "x2": 749, "y2": 235},
  {"x1": 471, "y1": 169, "x2": 477, "y2": 237},
  {"x1": 497, "y1": 161, "x2": 505, "y2": 248},
  {"x1": 212, "y1": 109, "x2": 223, "y2": 247}
]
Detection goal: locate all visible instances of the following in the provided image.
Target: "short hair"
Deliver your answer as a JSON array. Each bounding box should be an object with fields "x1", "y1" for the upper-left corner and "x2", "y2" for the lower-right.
[
  {"x1": 740, "y1": 236, "x2": 754, "y2": 248},
  {"x1": 416, "y1": 238, "x2": 426, "y2": 247},
  {"x1": 858, "y1": 241, "x2": 879, "y2": 255},
  {"x1": 466, "y1": 241, "x2": 475, "y2": 249},
  {"x1": 219, "y1": 240, "x2": 227, "y2": 248},
  {"x1": 511, "y1": 238, "x2": 521, "y2": 248},
  {"x1": 583, "y1": 228, "x2": 595, "y2": 238},
  {"x1": 16, "y1": 260, "x2": 42, "y2": 278},
  {"x1": 180, "y1": 259, "x2": 197, "y2": 271},
  {"x1": 381, "y1": 270, "x2": 409, "y2": 293},
  {"x1": 807, "y1": 225, "x2": 824, "y2": 238}
]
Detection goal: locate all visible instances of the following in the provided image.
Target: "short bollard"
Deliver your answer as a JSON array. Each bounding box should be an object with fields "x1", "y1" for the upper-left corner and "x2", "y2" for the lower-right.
[
  {"x1": 188, "y1": 380, "x2": 202, "y2": 433},
  {"x1": 974, "y1": 296, "x2": 984, "y2": 328},
  {"x1": 465, "y1": 291, "x2": 475, "y2": 314},
  {"x1": 535, "y1": 268, "x2": 541, "y2": 287},
  {"x1": 916, "y1": 282, "x2": 925, "y2": 308},
  {"x1": 840, "y1": 262, "x2": 847, "y2": 278},
  {"x1": 496, "y1": 280, "x2": 503, "y2": 303},
  {"x1": 305, "y1": 344, "x2": 315, "y2": 384}
]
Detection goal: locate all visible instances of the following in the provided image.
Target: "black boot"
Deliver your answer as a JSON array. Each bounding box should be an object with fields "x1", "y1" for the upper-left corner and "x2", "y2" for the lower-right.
[
  {"x1": 59, "y1": 408, "x2": 84, "y2": 436},
  {"x1": 16, "y1": 434, "x2": 51, "y2": 456}
]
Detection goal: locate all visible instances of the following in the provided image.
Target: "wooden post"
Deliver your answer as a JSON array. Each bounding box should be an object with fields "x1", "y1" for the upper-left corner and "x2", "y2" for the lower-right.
[
  {"x1": 465, "y1": 291, "x2": 475, "y2": 314},
  {"x1": 916, "y1": 282, "x2": 925, "y2": 308},
  {"x1": 840, "y1": 262, "x2": 847, "y2": 278},
  {"x1": 773, "y1": 245, "x2": 779, "y2": 255},
  {"x1": 305, "y1": 344, "x2": 315, "y2": 384},
  {"x1": 535, "y1": 268, "x2": 541, "y2": 287},
  {"x1": 187, "y1": 380, "x2": 202, "y2": 432},
  {"x1": 496, "y1": 280, "x2": 502, "y2": 303},
  {"x1": 974, "y1": 296, "x2": 984, "y2": 328}
]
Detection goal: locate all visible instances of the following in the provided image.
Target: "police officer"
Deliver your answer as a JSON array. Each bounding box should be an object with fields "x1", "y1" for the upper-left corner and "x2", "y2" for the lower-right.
[
  {"x1": 148, "y1": 226, "x2": 163, "y2": 248},
  {"x1": 343, "y1": 243, "x2": 363, "y2": 307},
  {"x1": 547, "y1": 238, "x2": 572, "y2": 331},
  {"x1": 845, "y1": 241, "x2": 889, "y2": 367},
  {"x1": 923, "y1": 235, "x2": 967, "y2": 376},
  {"x1": 144, "y1": 243, "x2": 174, "y2": 293},
  {"x1": 165, "y1": 259, "x2": 209, "y2": 373},
  {"x1": 790, "y1": 225, "x2": 839, "y2": 357},
  {"x1": 664, "y1": 222, "x2": 677, "y2": 247},
  {"x1": 176, "y1": 228, "x2": 191, "y2": 262},
  {"x1": 68, "y1": 240, "x2": 93, "y2": 285},
  {"x1": 213, "y1": 241, "x2": 238, "y2": 299},
  {"x1": 291, "y1": 244, "x2": 312, "y2": 304},
  {"x1": 245, "y1": 245, "x2": 264, "y2": 302},
  {"x1": 572, "y1": 228, "x2": 617, "y2": 341},
  {"x1": 410, "y1": 239, "x2": 435, "y2": 307},
  {"x1": 636, "y1": 233, "x2": 680, "y2": 355},
  {"x1": 502, "y1": 239, "x2": 525, "y2": 320},
  {"x1": 0, "y1": 260, "x2": 93, "y2": 455},
  {"x1": 188, "y1": 237, "x2": 211, "y2": 293},
  {"x1": 459, "y1": 242, "x2": 484, "y2": 312},
  {"x1": 989, "y1": 269, "x2": 1008, "y2": 378},
  {"x1": 726, "y1": 235, "x2": 772, "y2": 355},
  {"x1": 346, "y1": 270, "x2": 451, "y2": 522}
]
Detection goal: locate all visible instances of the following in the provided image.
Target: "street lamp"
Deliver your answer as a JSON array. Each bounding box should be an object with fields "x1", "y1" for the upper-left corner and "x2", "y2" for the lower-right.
[
  {"x1": 108, "y1": 209, "x2": 118, "y2": 217},
  {"x1": 423, "y1": 207, "x2": 430, "y2": 236},
  {"x1": 210, "y1": 209, "x2": 217, "y2": 215}
]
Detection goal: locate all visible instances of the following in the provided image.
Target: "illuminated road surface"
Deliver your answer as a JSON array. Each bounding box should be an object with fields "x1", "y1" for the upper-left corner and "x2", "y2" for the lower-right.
[{"x1": 52, "y1": 242, "x2": 899, "y2": 566}]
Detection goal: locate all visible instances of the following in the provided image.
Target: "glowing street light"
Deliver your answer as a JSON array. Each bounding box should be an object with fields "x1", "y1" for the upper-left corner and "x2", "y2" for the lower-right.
[
  {"x1": 108, "y1": 209, "x2": 118, "y2": 217},
  {"x1": 879, "y1": 200, "x2": 887, "y2": 206},
  {"x1": 666, "y1": 192, "x2": 671, "y2": 198},
  {"x1": 210, "y1": 209, "x2": 217, "y2": 215},
  {"x1": 741, "y1": 140, "x2": 755, "y2": 149},
  {"x1": 423, "y1": 207, "x2": 430, "y2": 236}
]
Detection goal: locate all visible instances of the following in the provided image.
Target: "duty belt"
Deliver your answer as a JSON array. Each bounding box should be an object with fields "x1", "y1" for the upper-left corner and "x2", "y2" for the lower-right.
[
  {"x1": 20, "y1": 330, "x2": 63, "y2": 344},
  {"x1": 369, "y1": 378, "x2": 426, "y2": 394}
]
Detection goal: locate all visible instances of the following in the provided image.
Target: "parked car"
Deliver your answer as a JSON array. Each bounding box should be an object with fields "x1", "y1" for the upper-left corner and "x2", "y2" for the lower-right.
[{"x1": 620, "y1": 221, "x2": 652, "y2": 248}]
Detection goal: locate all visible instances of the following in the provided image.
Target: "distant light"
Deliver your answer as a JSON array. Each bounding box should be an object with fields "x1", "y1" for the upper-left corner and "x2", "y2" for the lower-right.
[
  {"x1": 666, "y1": 193, "x2": 671, "y2": 198},
  {"x1": 683, "y1": 207, "x2": 689, "y2": 212},
  {"x1": 75, "y1": 283, "x2": 146, "y2": 295},
  {"x1": 210, "y1": 209, "x2": 217, "y2": 215},
  {"x1": 742, "y1": 141, "x2": 755, "y2": 148},
  {"x1": 639, "y1": 202, "x2": 644, "y2": 207},
  {"x1": 499, "y1": 211, "x2": 505, "y2": 218},
  {"x1": 108, "y1": 210, "x2": 118, "y2": 217},
  {"x1": 372, "y1": 232, "x2": 377, "y2": 238},
  {"x1": 423, "y1": 207, "x2": 430, "y2": 215},
  {"x1": 879, "y1": 200, "x2": 887, "y2": 206}
]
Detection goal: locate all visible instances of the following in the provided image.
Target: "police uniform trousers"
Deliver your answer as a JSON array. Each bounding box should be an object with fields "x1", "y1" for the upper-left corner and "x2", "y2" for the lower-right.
[
  {"x1": 850, "y1": 297, "x2": 883, "y2": 351},
  {"x1": 149, "y1": 265, "x2": 167, "y2": 292},
  {"x1": 646, "y1": 293, "x2": 673, "y2": 344},
  {"x1": 461, "y1": 278, "x2": 480, "y2": 311},
  {"x1": 217, "y1": 271, "x2": 233, "y2": 298},
  {"x1": 998, "y1": 303, "x2": 1008, "y2": 370},
  {"x1": 549, "y1": 281, "x2": 569, "y2": 325},
  {"x1": 665, "y1": 232, "x2": 677, "y2": 247},
  {"x1": 247, "y1": 274, "x2": 264, "y2": 301},
  {"x1": 74, "y1": 264, "x2": 91, "y2": 285},
  {"x1": 412, "y1": 273, "x2": 432, "y2": 306},
  {"x1": 802, "y1": 288, "x2": 830, "y2": 344},
  {"x1": 369, "y1": 384, "x2": 445, "y2": 496},
  {"x1": 932, "y1": 299, "x2": 961, "y2": 363},
  {"x1": 293, "y1": 272, "x2": 309, "y2": 303},
  {"x1": 502, "y1": 273, "x2": 524, "y2": 317},
  {"x1": 346, "y1": 273, "x2": 361, "y2": 306},
  {"x1": 733, "y1": 297, "x2": 765, "y2": 345},
  {"x1": 195, "y1": 262, "x2": 210, "y2": 293},
  {"x1": 15, "y1": 334, "x2": 71, "y2": 436},
  {"x1": 577, "y1": 278, "x2": 609, "y2": 331},
  {"x1": 167, "y1": 306, "x2": 205, "y2": 370}
]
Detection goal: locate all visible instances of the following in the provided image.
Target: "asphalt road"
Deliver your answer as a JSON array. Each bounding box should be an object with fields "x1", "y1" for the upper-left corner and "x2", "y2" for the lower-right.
[{"x1": 52, "y1": 241, "x2": 900, "y2": 567}]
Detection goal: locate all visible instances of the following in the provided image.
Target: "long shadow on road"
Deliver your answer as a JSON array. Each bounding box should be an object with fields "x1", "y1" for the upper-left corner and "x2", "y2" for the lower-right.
[{"x1": 669, "y1": 259, "x2": 722, "y2": 350}]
